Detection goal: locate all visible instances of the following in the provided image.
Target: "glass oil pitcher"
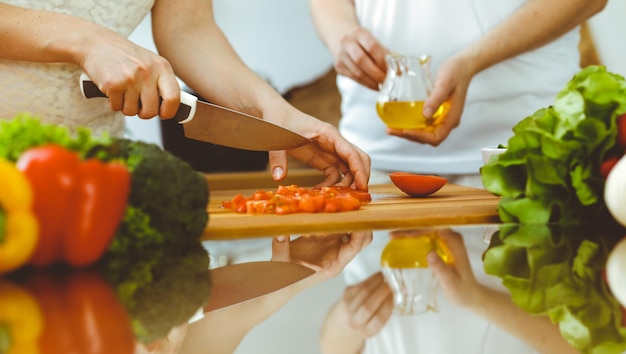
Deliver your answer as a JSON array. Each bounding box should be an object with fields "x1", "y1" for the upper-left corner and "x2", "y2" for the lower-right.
[{"x1": 376, "y1": 53, "x2": 449, "y2": 130}]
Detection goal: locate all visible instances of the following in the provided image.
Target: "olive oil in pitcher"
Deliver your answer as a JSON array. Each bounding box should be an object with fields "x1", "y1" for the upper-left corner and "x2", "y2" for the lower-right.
[{"x1": 376, "y1": 100, "x2": 449, "y2": 130}]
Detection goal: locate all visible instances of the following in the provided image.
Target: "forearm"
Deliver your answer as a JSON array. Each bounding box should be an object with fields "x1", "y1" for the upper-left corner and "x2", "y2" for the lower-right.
[
  {"x1": 0, "y1": 3, "x2": 117, "y2": 66},
  {"x1": 459, "y1": 0, "x2": 607, "y2": 76},
  {"x1": 152, "y1": 0, "x2": 288, "y2": 120},
  {"x1": 309, "y1": 0, "x2": 359, "y2": 59},
  {"x1": 320, "y1": 301, "x2": 365, "y2": 354},
  {"x1": 470, "y1": 287, "x2": 578, "y2": 354}
]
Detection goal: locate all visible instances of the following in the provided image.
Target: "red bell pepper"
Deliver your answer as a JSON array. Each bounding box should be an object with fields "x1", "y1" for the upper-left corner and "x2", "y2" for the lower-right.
[
  {"x1": 16, "y1": 145, "x2": 130, "y2": 267},
  {"x1": 25, "y1": 270, "x2": 136, "y2": 354}
]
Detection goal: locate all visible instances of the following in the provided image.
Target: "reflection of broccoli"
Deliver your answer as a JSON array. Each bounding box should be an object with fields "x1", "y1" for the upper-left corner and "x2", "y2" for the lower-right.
[
  {"x1": 101, "y1": 241, "x2": 212, "y2": 344},
  {"x1": 109, "y1": 138, "x2": 209, "y2": 248}
]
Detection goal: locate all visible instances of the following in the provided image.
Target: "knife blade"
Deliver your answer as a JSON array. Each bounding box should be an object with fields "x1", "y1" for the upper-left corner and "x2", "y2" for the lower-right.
[
  {"x1": 204, "y1": 261, "x2": 315, "y2": 312},
  {"x1": 79, "y1": 73, "x2": 311, "y2": 151}
]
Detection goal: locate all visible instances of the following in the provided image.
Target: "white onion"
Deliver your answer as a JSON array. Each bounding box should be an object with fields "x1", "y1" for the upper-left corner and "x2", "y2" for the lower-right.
[
  {"x1": 606, "y1": 236, "x2": 626, "y2": 307},
  {"x1": 604, "y1": 155, "x2": 626, "y2": 227}
]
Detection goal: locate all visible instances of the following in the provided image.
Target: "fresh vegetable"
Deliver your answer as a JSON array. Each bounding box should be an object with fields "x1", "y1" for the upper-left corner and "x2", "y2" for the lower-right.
[
  {"x1": 16, "y1": 145, "x2": 130, "y2": 267},
  {"x1": 0, "y1": 158, "x2": 38, "y2": 274},
  {"x1": 100, "y1": 241, "x2": 211, "y2": 344},
  {"x1": 104, "y1": 138, "x2": 210, "y2": 253},
  {"x1": 222, "y1": 184, "x2": 370, "y2": 214},
  {"x1": 389, "y1": 172, "x2": 447, "y2": 197},
  {"x1": 25, "y1": 270, "x2": 136, "y2": 354},
  {"x1": 481, "y1": 66, "x2": 626, "y2": 224},
  {"x1": 601, "y1": 156, "x2": 621, "y2": 180},
  {"x1": 0, "y1": 280, "x2": 43, "y2": 354},
  {"x1": 606, "y1": 236, "x2": 626, "y2": 309},
  {"x1": 0, "y1": 115, "x2": 210, "y2": 263},
  {"x1": 605, "y1": 155, "x2": 626, "y2": 227},
  {"x1": 0, "y1": 113, "x2": 110, "y2": 162},
  {"x1": 483, "y1": 223, "x2": 626, "y2": 354},
  {"x1": 617, "y1": 114, "x2": 626, "y2": 149}
]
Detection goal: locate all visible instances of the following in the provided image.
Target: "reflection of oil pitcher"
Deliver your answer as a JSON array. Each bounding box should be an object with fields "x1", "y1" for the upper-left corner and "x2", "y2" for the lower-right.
[
  {"x1": 380, "y1": 230, "x2": 453, "y2": 315},
  {"x1": 376, "y1": 54, "x2": 449, "y2": 130}
]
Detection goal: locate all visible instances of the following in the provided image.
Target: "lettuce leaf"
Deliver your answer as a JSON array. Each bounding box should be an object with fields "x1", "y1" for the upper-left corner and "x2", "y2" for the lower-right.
[{"x1": 481, "y1": 66, "x2": 626, "y2": 224}]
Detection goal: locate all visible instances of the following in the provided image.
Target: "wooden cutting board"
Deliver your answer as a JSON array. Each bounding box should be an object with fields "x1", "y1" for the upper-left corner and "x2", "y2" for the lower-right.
[{"x1": 202, "y1": 183, "x2": 501, "y2": 240}]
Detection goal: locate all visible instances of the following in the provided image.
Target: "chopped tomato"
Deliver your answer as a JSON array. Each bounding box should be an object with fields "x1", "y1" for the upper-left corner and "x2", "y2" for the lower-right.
[
  {"x1": 222, "y1": 184, "x2": 371, "y2": 214},
  {"x1": 298, "y1": 193, "x2": 326, "y2": 213},
  {"x1": 325, "y1": 193, "x2": 362, "y2": 212},
  {"x1": 252, "y1": 190, "x2": 273, "y2": 200},
  {"x1": 246, "y1": 200, "x2": 274, "y2": 214},
  {"x1": 320, "y1": 186, "x2": 372, "y2": 202},
  {"x1": 222, "y1": 193, "x2": 248, "y2": 213}
]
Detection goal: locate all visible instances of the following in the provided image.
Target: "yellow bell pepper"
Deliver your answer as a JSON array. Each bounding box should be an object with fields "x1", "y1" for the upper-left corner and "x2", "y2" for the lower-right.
[
  {"x1": 0, "y1": 281, "x2": 43, "y2": 354},
  {"x1": 0, "y1": 157, "x2": 38, "y2": 274}
]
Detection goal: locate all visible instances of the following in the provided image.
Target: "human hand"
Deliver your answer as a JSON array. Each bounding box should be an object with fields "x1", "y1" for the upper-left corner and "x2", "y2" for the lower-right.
[
  {"x1": 135, "y1": 323, "x2": 189, "y2": 354},
  {"x1": 268, "y1": 109, "x2": 371, "y2": 191},
  {"x1": 341, "y1": 271, "x2": 394, "y2": 337},
  {"x1": 80, "y1": 29, "x2": 181, "y2": 120},
  {"x1": 426, "y1": 228, "x2": 484, "y2": 309},
  {"x1": 271, "y1": 231, "x2": 372, "y2": 284},
  {"x1": 386, "y1": 54, "x2": 474, "y2": 146},
  {"x1": 331, "y1": 25, "x2": 387, "y2": 91}
]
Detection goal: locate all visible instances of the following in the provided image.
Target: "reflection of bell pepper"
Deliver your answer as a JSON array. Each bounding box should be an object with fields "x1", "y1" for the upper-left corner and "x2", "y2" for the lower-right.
[
  {"x1": 16, "y1": 145, "x2": 130, "y2": 267},
  {"x1": 26, "y1": 270, "x2": 136, "y2": 354},
  {"x1": 0, "y1": 280, "x2": 43, "y2": 354},
  {"x1": 0, "y1": 157, "x2": 39, "y2": 274}
]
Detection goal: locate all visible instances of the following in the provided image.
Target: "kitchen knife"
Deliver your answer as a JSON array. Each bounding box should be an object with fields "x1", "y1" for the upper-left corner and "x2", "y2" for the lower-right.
[
  {"x1": 79, "y1": 73, "x2": 311, "y2": 151},
  {"x1": 204, "y1": 261, "x2": 315, "y2": 312}
]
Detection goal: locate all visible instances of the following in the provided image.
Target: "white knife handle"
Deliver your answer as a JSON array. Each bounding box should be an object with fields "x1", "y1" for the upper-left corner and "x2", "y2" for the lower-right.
[{"x1": 79, "y1": 72, "x2": 197, "y2": 124}]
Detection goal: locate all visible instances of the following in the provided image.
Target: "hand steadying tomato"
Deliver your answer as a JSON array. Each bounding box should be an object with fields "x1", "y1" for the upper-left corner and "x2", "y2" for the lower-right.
[
  {"x1": 16, "y1": 145, "x2": 130, "y2": 267},
  {"x1": 222, "y1": 184, "x2": 370, "y2": 214}
]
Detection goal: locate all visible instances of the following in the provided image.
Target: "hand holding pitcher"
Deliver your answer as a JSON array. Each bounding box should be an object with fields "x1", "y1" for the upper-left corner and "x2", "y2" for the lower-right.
[
  {"x1": 376, "y1": 54, "x2": 450, "y2": 131},
  {"x1": 381, "y1": 53, "x2": 473, "y2": 147}
]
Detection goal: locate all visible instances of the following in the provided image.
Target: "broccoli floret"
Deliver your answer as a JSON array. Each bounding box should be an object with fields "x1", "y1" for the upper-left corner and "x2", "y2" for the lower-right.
[{"x1": 111, "y1": 138, "x2": 210, "y2": 245}]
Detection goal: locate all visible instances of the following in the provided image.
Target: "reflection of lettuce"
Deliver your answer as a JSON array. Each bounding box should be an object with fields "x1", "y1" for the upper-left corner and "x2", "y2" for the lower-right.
[
  {"x1": 484, "y1": 224, "x2": 626, "y2": 353},
  {"x1": 481, "y1": 66, "x2": 626, "y2": 224}
]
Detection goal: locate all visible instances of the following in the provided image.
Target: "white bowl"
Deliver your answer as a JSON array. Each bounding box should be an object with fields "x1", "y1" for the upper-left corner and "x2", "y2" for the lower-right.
[{"x1": 481, "y1": 146, "x2": 507, "y2": 164}]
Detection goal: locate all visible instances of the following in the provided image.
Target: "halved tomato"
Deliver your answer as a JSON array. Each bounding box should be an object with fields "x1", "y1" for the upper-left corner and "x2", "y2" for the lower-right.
[{"x1": 389, "y1": 172, "x2": 447, "y2": 197}]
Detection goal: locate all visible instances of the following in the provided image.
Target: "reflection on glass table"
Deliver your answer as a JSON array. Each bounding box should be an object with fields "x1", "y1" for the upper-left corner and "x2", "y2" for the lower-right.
[
  {"x1": 4, "y1": 224, "x2": 626, "y2": 354},
  {"x1": 380, "y1": 230, "x2": 454, "y2": 315},
  {"x1": 0, "y1": 242, "x2": 212, "y2": 354},
  {"x1": 181, "y1": 231, "x2": 373, "y2": 354},
  {"x1": 319, "y1": 224, "x2": 626, "y2": 354}
]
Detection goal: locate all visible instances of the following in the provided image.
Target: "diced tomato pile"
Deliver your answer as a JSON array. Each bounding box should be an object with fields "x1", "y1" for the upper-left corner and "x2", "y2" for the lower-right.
[{"x1": 221, "y1": 184, "x2": 371, "y2": 214}]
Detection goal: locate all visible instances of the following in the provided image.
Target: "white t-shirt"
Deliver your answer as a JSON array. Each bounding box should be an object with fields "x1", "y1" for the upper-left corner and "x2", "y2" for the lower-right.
[
  {"x1": 0, "y1": 0, "x2": 155, "y2": 137},
  {"x1": 338, "y1": 0, "x2": 580, "y2": 175},
  {"x1": 343, "y1": 226, "x2": 540, "y2": 354}
]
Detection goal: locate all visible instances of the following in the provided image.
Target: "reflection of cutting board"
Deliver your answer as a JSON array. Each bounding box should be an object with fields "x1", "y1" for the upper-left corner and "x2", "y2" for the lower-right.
[{"x1": 203, "y1": 183, "x2": 501, "y2": 240}]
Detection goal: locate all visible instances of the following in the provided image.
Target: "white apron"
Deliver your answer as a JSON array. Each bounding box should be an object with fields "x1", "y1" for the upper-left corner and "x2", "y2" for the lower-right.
[{"x1": 338, "y1": 0, "x2": 580, "y2": 175}]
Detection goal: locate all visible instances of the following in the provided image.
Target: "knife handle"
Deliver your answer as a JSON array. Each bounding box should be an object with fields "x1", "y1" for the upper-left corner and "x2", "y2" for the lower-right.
[{"x1": 79, "y1": 72, "x2": 197, "y2": 124}]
